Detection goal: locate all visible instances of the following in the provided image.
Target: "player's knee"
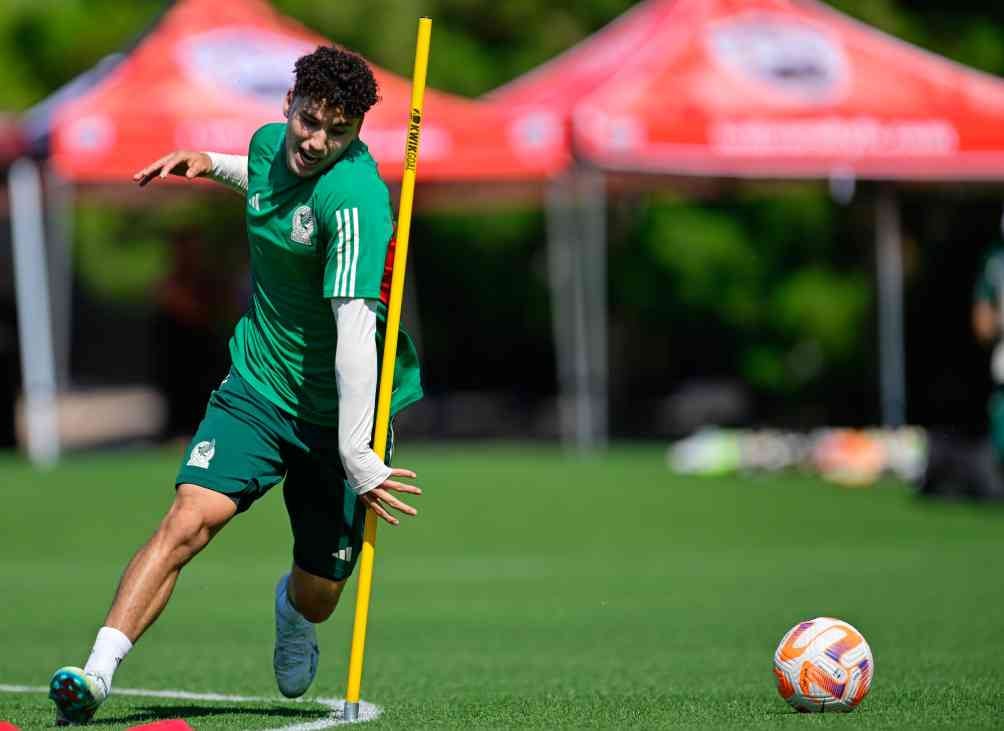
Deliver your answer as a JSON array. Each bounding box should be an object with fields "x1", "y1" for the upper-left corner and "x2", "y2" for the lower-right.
[
  {"x1": 155, "y1": 506, "x2": 209, "y2": 563},
  {"x1": 156, "y1": 485, "x2": 235, "y2": 563}
]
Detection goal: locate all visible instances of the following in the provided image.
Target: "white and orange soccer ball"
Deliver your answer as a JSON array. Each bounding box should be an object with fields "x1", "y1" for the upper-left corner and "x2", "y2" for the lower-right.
[{"x1": 773, "y1": 617, "x2": 873, "y2": 713}]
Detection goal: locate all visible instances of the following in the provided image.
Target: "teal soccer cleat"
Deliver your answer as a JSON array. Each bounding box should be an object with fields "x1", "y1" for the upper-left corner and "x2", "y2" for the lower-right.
[{"x1": 49, "y1": 666, "x2": 108, "y2": 725}]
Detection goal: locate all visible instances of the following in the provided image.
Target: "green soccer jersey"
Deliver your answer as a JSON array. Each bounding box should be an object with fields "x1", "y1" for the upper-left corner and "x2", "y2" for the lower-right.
[{"x1": 228, "y1": 122, "x2": 422, "y2": 427}]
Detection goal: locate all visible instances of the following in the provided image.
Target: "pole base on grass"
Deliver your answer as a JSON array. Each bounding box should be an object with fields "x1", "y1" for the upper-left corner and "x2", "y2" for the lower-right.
[{"x1": 343, "y1": 701, "x2": 359, "y2": 721}]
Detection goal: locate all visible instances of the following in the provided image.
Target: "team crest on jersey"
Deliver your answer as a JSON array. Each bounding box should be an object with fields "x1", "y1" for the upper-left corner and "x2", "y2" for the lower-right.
[
  {"x1": 291, "y1": 205, "x2": 315, "y2": 245},
  {"x1": 186, "y1": 439, "x2": 216, "y2": 469}
]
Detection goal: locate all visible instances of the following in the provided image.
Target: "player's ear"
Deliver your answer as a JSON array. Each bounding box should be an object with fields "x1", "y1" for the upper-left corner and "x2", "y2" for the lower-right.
[{"x1": 283, "y1": 89, "x2": 294, "y2": 119}]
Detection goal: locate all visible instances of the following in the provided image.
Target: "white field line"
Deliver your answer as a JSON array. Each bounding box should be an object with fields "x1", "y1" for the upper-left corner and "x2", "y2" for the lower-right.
[{"x1": 0, "y1": 684, "x2": 381, "y2": 729}]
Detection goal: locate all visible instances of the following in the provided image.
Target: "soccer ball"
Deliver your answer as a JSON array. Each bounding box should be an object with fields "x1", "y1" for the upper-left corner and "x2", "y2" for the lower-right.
[{"x1": 773, "y1": 617, "x2": 873, "y2": 713}]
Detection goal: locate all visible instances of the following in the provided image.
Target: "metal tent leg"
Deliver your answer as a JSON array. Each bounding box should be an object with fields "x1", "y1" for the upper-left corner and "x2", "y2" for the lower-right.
[
  {"x1": 546, "y1": 168, "x2": 609, "y2": 451},
  {"x1": 876, "y1": 185, "x2": 906, "y2": 427},
  {"x1": 547, "y1": 172, "x2": 580, "y2": 447},
  {"x1": 9, "y1": 158, "x2": 60, "y2": 465}
]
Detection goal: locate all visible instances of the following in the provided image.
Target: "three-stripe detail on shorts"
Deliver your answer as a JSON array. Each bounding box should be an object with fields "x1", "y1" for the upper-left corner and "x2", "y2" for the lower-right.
[{"x1": 332, "y1": 207, "x2": 361, "y2": 297}]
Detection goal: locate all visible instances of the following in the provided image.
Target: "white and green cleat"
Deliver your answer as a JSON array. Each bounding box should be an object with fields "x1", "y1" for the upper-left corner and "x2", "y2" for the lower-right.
[{"x1": 49, "y1": 666, "x2": 108, "y2": 726}]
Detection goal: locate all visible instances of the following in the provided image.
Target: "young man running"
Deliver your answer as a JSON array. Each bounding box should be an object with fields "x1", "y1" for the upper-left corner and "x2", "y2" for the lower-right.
[{"x1": 49, "y1": 46, "x2": 423, "y2": 725}]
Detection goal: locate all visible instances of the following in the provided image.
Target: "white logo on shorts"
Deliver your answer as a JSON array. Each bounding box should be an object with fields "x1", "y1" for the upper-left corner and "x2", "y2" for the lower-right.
[
  {"x1": 333, "y1": 546, "x2": 353, "y2": 562},
  {"x1": 291, "y1": 205, "x2": 315, "y2": 245},
  {"x1": 187, "y1": 439, "x2": 216, "y2": 469}
]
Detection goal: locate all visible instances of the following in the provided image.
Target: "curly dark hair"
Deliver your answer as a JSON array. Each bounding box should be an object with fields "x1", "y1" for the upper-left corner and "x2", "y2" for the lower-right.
[{"x1": 292, "y1": 46, "x2": 380, "y2": 119}]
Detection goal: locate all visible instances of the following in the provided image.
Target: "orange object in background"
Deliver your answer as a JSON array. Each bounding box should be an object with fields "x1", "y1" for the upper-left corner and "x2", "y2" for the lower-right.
[{"x1": 812, "y1": 429, "x2": 887, "y2": 486}]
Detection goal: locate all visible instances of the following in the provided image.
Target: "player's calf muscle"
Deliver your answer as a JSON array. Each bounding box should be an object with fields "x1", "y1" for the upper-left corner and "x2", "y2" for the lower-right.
[
  {"x1": 290, "y1": 566, "x2": 346, "y2": 623},
  {"x1": 103, "y1": 487, "x2": 234, "y2": 633},
  {"x1": 296, "y1": 600, "x2": 338, "y2": 624},
  {"x1": 294, "y1": 586, "x2": 345, "y2": 622}
]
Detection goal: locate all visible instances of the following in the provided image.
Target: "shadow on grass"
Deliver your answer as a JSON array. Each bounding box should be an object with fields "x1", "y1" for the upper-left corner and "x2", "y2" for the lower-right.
[{"x1": 90, "y1": 703, "x2": 330, "y2": 726}]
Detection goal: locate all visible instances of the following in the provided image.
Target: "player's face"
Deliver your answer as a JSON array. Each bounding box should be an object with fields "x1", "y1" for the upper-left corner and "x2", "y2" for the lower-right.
[{"x1": 283, "y1": 93, "x2": 362, "y2": 177}]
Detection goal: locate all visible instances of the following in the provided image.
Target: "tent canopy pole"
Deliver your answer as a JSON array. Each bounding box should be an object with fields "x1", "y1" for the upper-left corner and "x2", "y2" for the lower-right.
[
  {"x1": 10, "y1": 157, "x2": 60, "y2": 465},
  {"x1": 877, "y1": 184, "x2": 906, "y2": 427}
]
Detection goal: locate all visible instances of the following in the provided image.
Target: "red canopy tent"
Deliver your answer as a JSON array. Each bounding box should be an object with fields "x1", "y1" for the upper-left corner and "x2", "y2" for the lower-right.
[
  {"x1": 0, "y1": 115, "x2": 25, "y2": 215},
  {"x1": 491, "y1": 0, "x2": 1004, "y2": 444},
  {"x1": 493, "y1": 0, "x2": 1004, "y2": 179},
  {"x1": 574, "y1": 0, "x2": 1004, "y2": 179},
  {"x1": 0, "y1": 116, "x2": 24, "y2": 167},
  {"x1": 49, "y1": 0, "x2": 567, "y2": 183}
]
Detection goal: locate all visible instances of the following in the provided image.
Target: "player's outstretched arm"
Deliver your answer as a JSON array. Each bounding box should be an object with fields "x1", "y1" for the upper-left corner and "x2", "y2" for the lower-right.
[
  {"x1": 133, "y1": 151, "x2": 249, "y2": 195},
  {"x1": 133, "y1": 150, "x2": 212, "y2": 187}
]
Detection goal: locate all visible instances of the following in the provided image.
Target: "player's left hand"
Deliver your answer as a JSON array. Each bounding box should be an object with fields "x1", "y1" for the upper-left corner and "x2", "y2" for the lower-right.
[
  {"x1": 358, "y1": 468, "x2": 421, "y2": 526},
  {"x1": 133, "y1": 150, "x2": 212, "y2": 187}
]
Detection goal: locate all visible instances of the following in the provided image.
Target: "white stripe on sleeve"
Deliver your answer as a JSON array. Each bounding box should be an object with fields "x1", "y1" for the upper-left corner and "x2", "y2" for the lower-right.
[
  {"x1": 338, "y1": 209, "x2": 349, "y2": 296},
  {"x1": 333, "y1": 210, "x2": 346, "y2": 297},
  {"x1": 331, "y1": 208, "x2": 362, "y2": 297},
  {"x1": 339, "y1": 208, "x2": 356, "y2": 296},
  {"x1": 349, "y1": 207, "x2": 360, "y2": 297}
]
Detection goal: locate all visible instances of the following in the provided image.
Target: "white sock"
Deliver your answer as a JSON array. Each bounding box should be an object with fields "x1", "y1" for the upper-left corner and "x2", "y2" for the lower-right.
[{"x1": 83, "y1": 626, "x2": 133, "y2": 692}]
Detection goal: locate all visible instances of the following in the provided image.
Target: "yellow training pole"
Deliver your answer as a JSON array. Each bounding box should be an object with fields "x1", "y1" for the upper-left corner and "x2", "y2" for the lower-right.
[{"x1": 343, "y1": 17, "x2": 431, "y2": 723}]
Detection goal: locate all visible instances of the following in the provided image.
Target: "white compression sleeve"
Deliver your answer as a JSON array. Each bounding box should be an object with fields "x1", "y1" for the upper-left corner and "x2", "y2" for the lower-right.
[
  {"x1": 332, "y1": 297, "x2": 392, "y2": 495},
  {"x1": 205, "y1": 152, "x2": 248, "y2": 195}
]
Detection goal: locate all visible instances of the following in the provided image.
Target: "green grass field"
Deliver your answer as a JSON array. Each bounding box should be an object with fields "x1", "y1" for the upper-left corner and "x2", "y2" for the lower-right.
[{"x1": 1, "y1": 444, "x2": 1002, "y2": 729}]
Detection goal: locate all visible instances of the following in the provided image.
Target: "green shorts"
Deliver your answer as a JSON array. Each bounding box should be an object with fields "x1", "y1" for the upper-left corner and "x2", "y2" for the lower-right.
[{"x1": 176, "y1": 367, "x2": 390, "y2": 582}]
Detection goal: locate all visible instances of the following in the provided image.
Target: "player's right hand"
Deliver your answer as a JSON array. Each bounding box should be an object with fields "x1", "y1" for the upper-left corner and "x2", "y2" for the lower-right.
[
  {"x1": 133, "y1": 150, "x2": 212, "y2": 187},
  {"x1": 358, "y1": 467, "x2": 421, "y2": 526}
]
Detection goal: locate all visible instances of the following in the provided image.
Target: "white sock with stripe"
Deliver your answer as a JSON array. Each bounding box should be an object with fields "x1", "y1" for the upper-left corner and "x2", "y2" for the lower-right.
[{"x1": 83, "y1": 626, "x2": 133, "y2": 693}]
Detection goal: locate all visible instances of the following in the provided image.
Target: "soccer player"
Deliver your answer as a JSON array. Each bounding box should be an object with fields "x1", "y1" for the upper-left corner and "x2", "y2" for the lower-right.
[
  {"x1": 919, "y1": 217, "x2": 1004, "y2": 500},
  {"x1": 974, "y1": 231, "x2": 1004, "y2": 460},
  {"x1": 49, "y1": 46, "x2": 423, "y2": 725}
]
